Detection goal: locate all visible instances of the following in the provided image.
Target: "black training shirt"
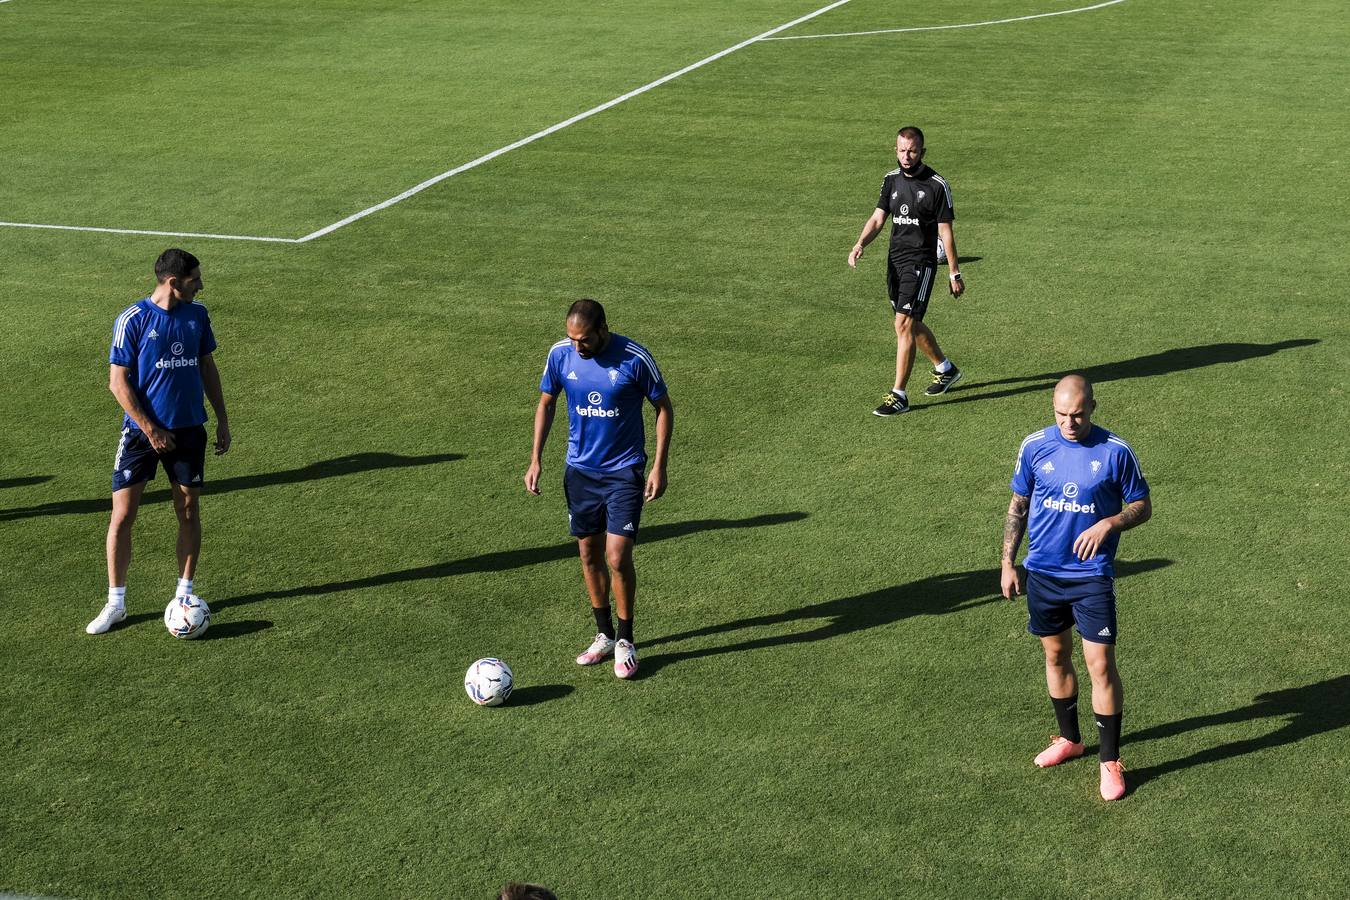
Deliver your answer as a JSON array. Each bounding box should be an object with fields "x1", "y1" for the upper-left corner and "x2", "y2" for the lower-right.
[{"x1": 876, "y1": 164, "x2": 954, "y2": 265}]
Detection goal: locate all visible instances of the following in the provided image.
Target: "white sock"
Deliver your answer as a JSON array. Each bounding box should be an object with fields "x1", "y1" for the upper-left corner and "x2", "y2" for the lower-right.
[
  {"x1": 935, "y1": 358, "x2": 953, "y2": 374},
  {"x1": 893, "y1": 389, "x2": 908, "y2": 401},
  {"x1": 108, "y1": 586, "x2": 126, "y2": 608},
  {"x1": 175, "y1": 577, "x2": 194, "y2": 598}
]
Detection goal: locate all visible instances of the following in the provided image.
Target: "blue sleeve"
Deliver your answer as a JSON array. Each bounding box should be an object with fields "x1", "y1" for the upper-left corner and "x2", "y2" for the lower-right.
[
  {"x1": 1010, "y1": 441, "x2": 1035, "y2": 497},
  {"x1": 1116, "y1": 444, "x2": 1149, "y2": 503},
  {"x1": 200, "y1": 308, "x2": 217, "y2": 355},
  {"x1": 539, "y1": 347, "x2": 563, "y2": 396},
  {"x1": 109, "y1": 312, "x2": 137, "y2": 367},
  {"x1": 637, "y1": 351, "x2": 667, "y2": 402}
]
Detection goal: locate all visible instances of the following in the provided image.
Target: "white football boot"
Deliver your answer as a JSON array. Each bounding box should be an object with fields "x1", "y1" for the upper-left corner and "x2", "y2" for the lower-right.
[
  {"x1": 614, "y1": 639, "x2": 639, "y2": 679},
  {"x1": 85, "y1": 602, "x2": 127, "y2": 634}
]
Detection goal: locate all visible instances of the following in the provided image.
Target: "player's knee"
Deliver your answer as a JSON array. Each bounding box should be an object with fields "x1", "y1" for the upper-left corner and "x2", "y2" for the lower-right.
[
  {"x1": 1085, "y1": 651, "x2": 1116, "y2": 682},
  {"x1": 894, "y1": 314, "x2": 915, "y2": 335},
  {"x1": 109, "y1": 508, "x2": 137, "y2": 534},
  {"x1": 578, "y1": 541, "x2": 605, "y2": 569},
  {"x1": 605, "y1": 545, "x2": 632, "y2": 573},
  {"x1": 1042, "y1": 642, "x2": 1073, "y2": 668},
  {"x1": 174, "y1": 495, "x2": 200, "y2": 522}
]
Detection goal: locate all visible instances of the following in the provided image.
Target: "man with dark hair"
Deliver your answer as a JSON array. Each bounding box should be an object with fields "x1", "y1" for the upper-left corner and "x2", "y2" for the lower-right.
[
  {"x1": 86, "y1": 249, "x2": 231, "y2": 634},
  {"x1": 525, "y1": 299, "x2": 673, "y2": 679},
  {"x1": 498, "y1": 883, "x2": 557, "y2": 900},
  {"x1": 1000, "y1": 375, "x2": 1151, "y2": 800},
  {"x1": 848, "y1": 126, "x2": 966, "y2": 416}
]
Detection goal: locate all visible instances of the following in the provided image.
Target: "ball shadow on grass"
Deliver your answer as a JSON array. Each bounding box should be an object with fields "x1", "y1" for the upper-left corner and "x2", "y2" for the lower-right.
[
  {"x1": 506, "y1": 684, "x2": 575, "y2": 707},
  {"x1": 199, "y1": 619, "x2": 273, "y2": 640}
]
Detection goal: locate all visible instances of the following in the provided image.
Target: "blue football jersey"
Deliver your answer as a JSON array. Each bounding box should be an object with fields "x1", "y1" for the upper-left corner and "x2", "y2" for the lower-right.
[
  {"x1": 109, "y1": 298, "x2": 217, "y2": 431},
  {"x1": 1010, "y1": 425, "x2": 1149, "y2": 578},
  {"x1": 540, "y1": 334, "x2": 667, "y2": 472}
]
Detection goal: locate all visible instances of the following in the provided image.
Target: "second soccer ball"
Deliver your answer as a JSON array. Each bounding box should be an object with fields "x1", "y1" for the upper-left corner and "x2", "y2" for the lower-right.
[
  {"x1": 464, "y1": 658, "x2": 514, "y2": 706},
  {"x1": 164, "y1": 594, "x2": 211, "y2": 640}
]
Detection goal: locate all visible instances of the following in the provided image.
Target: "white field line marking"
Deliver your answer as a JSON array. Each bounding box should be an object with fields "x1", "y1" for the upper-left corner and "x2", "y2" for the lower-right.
[
  {"x1": 762, "y1": 0, "x2": 1127, "y2": 41},
  {"x1": 0, "y1": 220, "x2": 300, "y2": 243},
  {"x1": 292, "y1": 0, "x2": 857, "y2": 242},
  {"x1": 0, "y1": 1, "x2": 1127, "y2": 243},
  {"x1": 0, "y1": 0, "x2": 855, "y2": 244}
]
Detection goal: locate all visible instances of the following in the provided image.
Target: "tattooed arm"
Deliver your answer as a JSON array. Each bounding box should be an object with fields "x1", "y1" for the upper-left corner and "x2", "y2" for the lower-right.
[
  {"x1": 1116, "y1": 497, "x2": 1152, "y2": 530},
  {"x1": 1001, "y1": 493, "x2": 1030, "y2": 599}
]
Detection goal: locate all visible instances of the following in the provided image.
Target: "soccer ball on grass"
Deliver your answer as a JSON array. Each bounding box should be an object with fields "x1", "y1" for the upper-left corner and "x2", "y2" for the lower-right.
[
  {"x1": 464, "y1": 658, "x2": 514, "y2": 706},
  {"x1": 164, "y1": 594, "x2": 210, "y2": 639}
]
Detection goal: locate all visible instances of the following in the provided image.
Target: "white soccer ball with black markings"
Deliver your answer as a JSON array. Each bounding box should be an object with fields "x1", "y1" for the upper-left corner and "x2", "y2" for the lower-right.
[
  {"x1": 164, "y1": 594, "x2": 210, "y2": 639},
  {"x1": 464, "y1": 658, "x2": 514, "y2": 707}
]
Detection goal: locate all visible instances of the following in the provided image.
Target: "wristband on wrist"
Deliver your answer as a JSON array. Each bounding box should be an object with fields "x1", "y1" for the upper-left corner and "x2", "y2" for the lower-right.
[{"x1": 949, "y1": 272, "x2": 962, "y2": 282}]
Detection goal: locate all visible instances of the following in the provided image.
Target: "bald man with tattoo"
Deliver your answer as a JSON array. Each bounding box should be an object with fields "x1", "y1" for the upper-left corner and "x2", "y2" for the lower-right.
[{"x1": 1001, "y1": 376, "x2": 1152, "y2": 800}]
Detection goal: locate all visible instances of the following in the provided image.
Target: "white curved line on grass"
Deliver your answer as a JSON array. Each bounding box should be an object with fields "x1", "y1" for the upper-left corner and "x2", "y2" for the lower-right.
[
  {"x1": 762, "y1": 0, "x2": 1127, "y2": 42},
  {"x1": 0, "y1": 220, "x2": 300, "y2": 243},
  {"x1": 0, "y1": 0, "x2": 858, "y2": 243},
  {"x1": 293, "y1": 0, "x2": 857, "y2": 242}
]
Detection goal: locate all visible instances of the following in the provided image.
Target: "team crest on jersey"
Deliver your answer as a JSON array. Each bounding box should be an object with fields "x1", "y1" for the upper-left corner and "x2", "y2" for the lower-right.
[
  {"x1": 918, "y1": 190, "x2": 926, "y2": 199},
  {"x1": 188, "y1": 321, "x2": 197, "y2": 330},
  {"x1": 1041, "y1": 461, "x2": 1055, "y2": 473},
  {"x1": 1091, "y1": 460, "x2": 1102, "y2": 475},
  {"x1": 609, "y1": 369, "x2": 618, "y2": 384}
]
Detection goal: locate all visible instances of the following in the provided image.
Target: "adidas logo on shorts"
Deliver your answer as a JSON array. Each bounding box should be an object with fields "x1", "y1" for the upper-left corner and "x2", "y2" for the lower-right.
[
  {"x1": 623, "y1": 522, "x2": 634, "y2": 532},
  {"x1": 1098, "y1": 626, "x2": 1112, "y2": 637}
]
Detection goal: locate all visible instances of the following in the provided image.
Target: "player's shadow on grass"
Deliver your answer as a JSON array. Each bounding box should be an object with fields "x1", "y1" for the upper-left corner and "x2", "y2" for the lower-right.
[
  {"x1": 924, "y1": 339, "x2": 1318, "y2": 407},
  {"x1": 0, "y1": 452, "x2": 465, "y2": 522},
  {"x1": 134, "y1": 511, "x2": 809, "y2": 621},
  {"x1": 641, "y1": 558, "x2": 1172, "y2": 677},
  {"x1": 0, "y1": 475, "x2": 53, "y2": 490},
  {"x1": 1125, "y1": 674, "x2": 1350, "y2": 792}
]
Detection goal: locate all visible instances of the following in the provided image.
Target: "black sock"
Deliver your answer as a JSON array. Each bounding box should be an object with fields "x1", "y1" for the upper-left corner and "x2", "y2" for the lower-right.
[
  {"x1": 616, "y1": 616, "x2": 634, "y2": 643},
  {"x1": 593, "y1": 606, "x2": 614, "y2": 639},
  {"x1": 1051, "y1": 695, "x2": 1081, "y2": 744},
  {"x1": 1097, "y1": 712, "x2": 1123, "y2": 762}
]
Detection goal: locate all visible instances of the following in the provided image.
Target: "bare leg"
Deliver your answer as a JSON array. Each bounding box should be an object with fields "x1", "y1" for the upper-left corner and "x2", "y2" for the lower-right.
[
  {"x1": 913, "y1": 320, "x2": 946, "y2": 368},
  {"x1": 605, "y1": 534, "x2": 637, "y2": 622},
  {"x1": 577, "y1": 533, "x2": 611, "y2": 609},
  {"x1": 172, "y1": 484, "x2": 202, "y2": 580},
  {"x1": 893, "y1": 314, "x2": 917, "y2": 392},
  {"x1": 1040, "y1": 631, "x2": 1078, "y2": 699},
  {"x1": 106, "y1": 483, "x2": 147, "y2": 587},
  {"x1": 1083, "y1": 640, "x2": 1123, "y2": 715}
]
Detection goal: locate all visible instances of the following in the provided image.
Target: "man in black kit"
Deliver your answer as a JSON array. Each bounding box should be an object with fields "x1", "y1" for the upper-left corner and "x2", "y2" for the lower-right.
[{"x1": 848, "y1": 126, "x2": 967, "y2": 416}]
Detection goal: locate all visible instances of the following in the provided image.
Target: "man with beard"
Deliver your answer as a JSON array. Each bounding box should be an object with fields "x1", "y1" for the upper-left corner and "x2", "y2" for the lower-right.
[
  {"x1": 848, "y1": 126, "x2": 966, "y2": 416},
  {"x1": 525, "y1": 299, "x2": 674, "y2": 679}
]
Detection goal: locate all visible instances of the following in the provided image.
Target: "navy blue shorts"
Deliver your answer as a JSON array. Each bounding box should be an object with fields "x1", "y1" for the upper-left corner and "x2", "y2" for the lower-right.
[
  {"x1": 563, "y1": 464, "x2": 644, "y2": 539},
  {"x1": 1026, "y1": 570, "x2": 1118, "y2": 645},
  {"x1": 886, "y1": 261, "x2": 936, "y2": 319},
  {"x1": 112, "y1": 425, "x2": 207, "y2": 492}
]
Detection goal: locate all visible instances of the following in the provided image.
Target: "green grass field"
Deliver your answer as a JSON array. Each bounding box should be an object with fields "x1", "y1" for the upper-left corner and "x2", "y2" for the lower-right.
[{"x1": 2, "y1": 0, "x2": 1347, "y2": 896}]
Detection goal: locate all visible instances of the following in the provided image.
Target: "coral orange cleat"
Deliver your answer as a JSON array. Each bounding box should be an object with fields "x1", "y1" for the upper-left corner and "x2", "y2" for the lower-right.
[
  {"x1": 1034, "y1": 736, "x2": 1086, "y2": 768},
  {"x1": 1100, "y1": 760, "x2": 1127, "y2": 800}
]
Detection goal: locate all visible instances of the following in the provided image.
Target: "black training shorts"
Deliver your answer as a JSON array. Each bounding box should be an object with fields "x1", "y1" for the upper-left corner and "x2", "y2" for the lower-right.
[{"x1": 886, "y1": 260, "x2": 936, "y2": 319}]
